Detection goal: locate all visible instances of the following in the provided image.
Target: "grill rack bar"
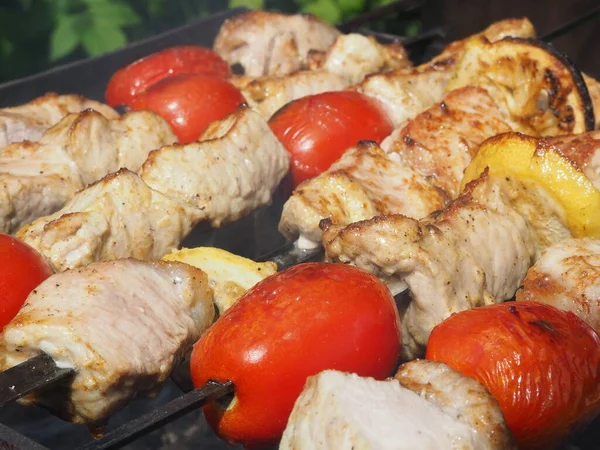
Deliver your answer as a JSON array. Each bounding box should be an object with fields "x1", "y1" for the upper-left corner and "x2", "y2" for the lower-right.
[{"x1": 1, "y1": 3, "x2": 599, "y2": 449}]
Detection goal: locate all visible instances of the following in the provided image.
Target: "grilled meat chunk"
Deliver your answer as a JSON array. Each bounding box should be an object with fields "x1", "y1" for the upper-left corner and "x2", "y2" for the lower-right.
[
  {"x1": 353, "y1": 18, "x2": 535, "y2": 127},
  {"x1": 546, "y1": 131, "x2": 600, "y2": 187},
  {"x1": 17, "y1": 169, "x2": 201, "y2": 272},
  {"x1": 517, "y1": 237, "x2": 600, "y2": 333},
  {"x1": 140, "y1": 105, "x2": 289, "y2": 227},
  {"x1": 243, "y1": 33, "x2": 410, "y2": 119},
  {"x1": 322, "y1": 174, "x2": 537, "y2": 359},
  {"x1": 281, "y1": 361, "x2": 514, "y2": 450},
  {"x1": 213, "y1": 11, "x2": 340, "y2": 77},
  {"x1": 279, "y1": 141, "x2": 447, "y2": 244},
  {"x1": 381, "y1": 86, "x2": 511, "y2": 198},
  {"x1": 0, "y1": 93, "x2": 118, "y2": 148},
  {"x1": 279, "y1": 87, "x2": 510, "y2": 244},
  {"x1": 0, "y1": 258, "x2": 214, "y2": 425},
  {"x1": 0, "y1": 110, "x2": 175, "y2": 234}
]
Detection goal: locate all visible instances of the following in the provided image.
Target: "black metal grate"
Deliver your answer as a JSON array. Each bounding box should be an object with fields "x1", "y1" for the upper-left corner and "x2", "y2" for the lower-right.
[{"x1": 0, "y1": 2, "x2": 599, "y2": 449}]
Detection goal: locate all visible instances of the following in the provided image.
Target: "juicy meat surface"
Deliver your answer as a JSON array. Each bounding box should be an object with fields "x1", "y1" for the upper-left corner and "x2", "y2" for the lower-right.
[
  {"x1": 140, "y1": 106, "x2": 289, "y2": 227},
  {"x1": 353, "y1": 17, "x2": 535, "y2": 128},
  {"x1": 243, "y1": 33, "x2": 410, "y2": 119},
  {"x1": 213, "y1": 11, "x2": 340, "y2": 77},
  {"x1": 546, "y1": 131, "x2": 600, "y2": 188},
  {"x1": 0, "y1": 110, "x2": 175, "y2": 234},
  {"x1": 382, "y1": 86, "x2": 511, "y2": 198},
  {"x1": 242, "y1": 70, "x2": 350, "y2": 119},
  {"x1": 17, "y1": 169, "x2": 202, "y2": 272},
  {"x1": 322, "y1": 175, "x2": 537, "y2": 359},
  {"x1": 0, "y1": 93, "x2": 118, "y2": 148},
  {"x1": 279, "y1": 87, "x2": 510, "y2": 244},
  {"x1": 0, "y1": 258, "x2": 214, "y2": 425},
  {"x1": 281, "y1": 361, "x2": 514, "y2": 449},
  {"x1": 279, "y1": 141, "x2": 447, "y2": 243},
  {"x1": 517, "y1": 237, "x2": 600, "y2": 333}
]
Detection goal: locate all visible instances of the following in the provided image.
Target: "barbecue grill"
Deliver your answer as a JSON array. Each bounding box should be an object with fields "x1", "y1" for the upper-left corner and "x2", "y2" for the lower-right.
[{"x1": 0, "y1": 2, "x2": 599, "y2": 449}]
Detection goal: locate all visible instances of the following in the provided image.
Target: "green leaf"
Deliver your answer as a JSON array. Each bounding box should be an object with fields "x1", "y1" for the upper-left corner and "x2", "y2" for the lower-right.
[
  {"x1": 229, "y1": 0, "x2": 265, "y2": 9},
  {"x1": 81, "y1": 23, "x2": 127, "y2": 56},
  {"x1": 339, "y1": 0, "x2": 366, "y2": 15},
  {"x1": 49, "y1": 14, "x2": 82, "y2": 61},
  {"x1": 147, "y1": 0, "x2": 165, "y2": 16},
  {"x1": 84, "y1": 0, "x2": 141, "y2": 27},
  {"x1": 300, "y1": 0, "x2": 342, "y2": 24}
]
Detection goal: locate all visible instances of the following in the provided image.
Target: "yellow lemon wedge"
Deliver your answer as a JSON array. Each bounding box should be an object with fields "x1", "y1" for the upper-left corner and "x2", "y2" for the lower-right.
[
  {"x1": 463, "y1": 132, "x2": 600, "y2": 245},
  {"x1": 163, "y1": 247, "x2": 277, "y2": 314},
  {"x1": 447, "y1": 37, "x2": 595, "y2": 136}
]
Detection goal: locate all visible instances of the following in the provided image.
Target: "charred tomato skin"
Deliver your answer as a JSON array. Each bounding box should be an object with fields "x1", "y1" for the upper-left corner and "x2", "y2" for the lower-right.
[
  {"x1": 130, "y1": 74, "x2": 245, "y2": 144},
  {"x1": 105, "y1": 46, "x2": 231, "y2": 107},
  {"x1": 268, "y1": 91, "x2": 394, "y2": 187},
  {"x1": 426, "y1": 301, "x2": 600, "y2": 449},
  {"x1": 0, "y1": 234, "x2": 53, "y2": 329},
  {"x1": 190, "y1": 262, "x2": 402, "y2": 448}
]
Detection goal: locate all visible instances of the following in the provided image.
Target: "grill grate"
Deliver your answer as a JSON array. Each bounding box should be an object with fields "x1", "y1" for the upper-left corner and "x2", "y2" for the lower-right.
[{"x1": 0, "y1": 2, "x2": 599, "y2": 449}]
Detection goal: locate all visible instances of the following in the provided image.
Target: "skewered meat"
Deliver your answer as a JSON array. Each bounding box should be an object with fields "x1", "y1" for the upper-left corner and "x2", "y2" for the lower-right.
[
  {"x1": 0, "y1": 109, "x2": 175, "y2": 234},
  {"x1": 279, "y1": 86, "x2": 510, "y2": 244},
  {"x1": 353, "y1": 17, "x2": 535, "y2": 127},
  {"x1": 213, "y1": 11, "x2": 340, "y2": 77},
  {"x1": 17, "y1": 169, "x2": 202, "y2": 272},
  {"x1": 243, "y1": 34, "x2": 411, "y2": 118},
  {"x1": 447, "y1": 37, "x2": 595, "y2": 135},
  {"x1": 0, "y1": 258, "x2": 214, "y2": 425},
  {"x1": 546, "y1": 130, "x2": 600, "y2": 187},
  {"x1": 140, "y1": 105, "x2": 289, "y2": 227},
  {"x1": 18, "y1": 107, "x2": 289, "y2": 271},
  {"x1": 0, "y1": 93, "x2": 118, "y2": 148},
  {"x1": 280, "y1": 360, "x2": 514, "y2": 449},
  {"x1": 321, "y1": 173, "x2": 537, "y2": 359},
  {"x1": 517, "y1": 237, "x2": 600, "y2": 333}
]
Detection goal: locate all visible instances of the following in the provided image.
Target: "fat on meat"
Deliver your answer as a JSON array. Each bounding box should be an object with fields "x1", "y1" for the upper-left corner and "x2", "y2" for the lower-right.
[
  {"x1": 0, "y1": 258, "x2": 214, "y2": 425},
  {"x1": 281, "y1": 361, "x2": 514, "y2": 450},
  {"x1": 279, "y1": 86, "x2": 510, "y2": 245},
  {"x1": 0, "y1": 109, "x2": 175, "y2": 234},
  {"x1": 321, "y1": 174, "x2": 537, "y2": 359},
  {"x1": 16, "y1": 169, "x2": 202, "y2": 272},
  {"x1": 517, "y1": 237, "x2": 600, "y2": 333},
  {"x1": 213, "y1": 11, "x2": 340, "y2": 77},
  {"x1": 242, "y1": 33, "x2": 411, "y2": 118},
  {"x1": 140, "y1": 105, "x2": 289, "y2": 227},
  {"x1": 0, "y1": 93, "x2": 118, "y2": 148}
]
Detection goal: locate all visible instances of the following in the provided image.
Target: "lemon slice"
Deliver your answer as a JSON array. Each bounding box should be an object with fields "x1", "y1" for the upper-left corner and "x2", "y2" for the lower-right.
[
  {"x1": 448, "y1": 37, "x2": 595, "y2": 136},
  {"x1": 463, "y1": 132, "x2": 600, "y2": 246},
  {"x1": 163, "y1": 247, "x2": 277, "y2": 314}
]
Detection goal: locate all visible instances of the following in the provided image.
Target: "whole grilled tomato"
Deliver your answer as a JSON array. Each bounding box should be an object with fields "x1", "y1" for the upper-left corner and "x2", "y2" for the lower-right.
[
  {"x1": 426, "y1": 301, "x2": 600, "y2": 449},
  {"x1": 190, "y1": 262, "x2": 402, "y2": 448},
  {"x1": 106, "y1": 46, "x2": 231, "y2": 107},
  {"x1": 269, "y1": 91, "x2": 394, "y2": 186}
]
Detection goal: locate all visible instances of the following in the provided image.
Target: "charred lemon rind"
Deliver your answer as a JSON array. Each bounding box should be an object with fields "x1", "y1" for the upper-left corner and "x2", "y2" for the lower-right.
[
  {"x1": 463, "y1": 132, "x2": 600, "y2": 239},
  {"x1": 448, "y1": 37, "x2": 595, "y2": 135}
]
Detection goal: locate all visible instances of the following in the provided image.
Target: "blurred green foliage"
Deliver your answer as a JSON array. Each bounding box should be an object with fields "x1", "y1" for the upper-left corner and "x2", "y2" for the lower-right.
[{"x1": 0, "y1": 0, "x2": 420, "y2": 83}]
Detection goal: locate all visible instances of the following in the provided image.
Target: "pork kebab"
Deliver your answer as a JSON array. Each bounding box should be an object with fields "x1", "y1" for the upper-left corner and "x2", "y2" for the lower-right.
[{"x1": 279, "y1": 36, "x2": 597, "y2": 248}]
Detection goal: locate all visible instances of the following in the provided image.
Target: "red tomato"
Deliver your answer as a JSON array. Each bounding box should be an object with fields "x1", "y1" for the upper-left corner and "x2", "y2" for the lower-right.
[
  {"x1": 191, "y1": 262, "x2": 401, "y2": 448},
  {"x1": 0, "y1": 234, "x2": 53, "y2": 329},
  {"x1": 105, "y1": 46, "x2": 231, "y2": 107},
  {"x1": 426, "y1": 302, "x2": 600, "y2": 449},
  {"x1": 268, "y1": 91, "x2": 394, "y2": 186},
  {"x1": 130, "y1": 74, "x2": 245, "y2": 144}
]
